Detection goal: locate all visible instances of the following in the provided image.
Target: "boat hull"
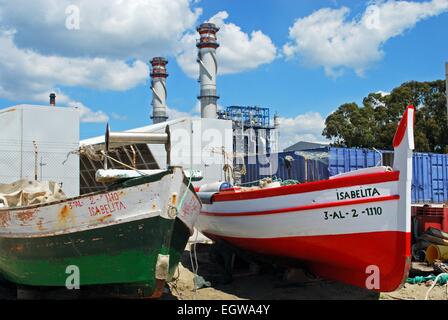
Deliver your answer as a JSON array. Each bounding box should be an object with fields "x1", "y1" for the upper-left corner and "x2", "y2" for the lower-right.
[
  {"x1": 197, "y1": 171, "x2": 411, "y2": 292},
  {"x1": 0, "y1": 167, "x2": 200, "y2": 298},
  {"x1": 203, "y1": 230, "x2": 410, "y2": 292},
  {"x1": 197, "y1": 105, "x2": 415, "y2": 293},
  {"x1": 0, "y1": 216, "x2": 188, "y2": 287}
]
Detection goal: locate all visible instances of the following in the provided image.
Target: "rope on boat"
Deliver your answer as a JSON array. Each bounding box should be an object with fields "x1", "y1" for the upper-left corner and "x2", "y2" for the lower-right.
[
  {"x1": 189, "y1": 230, "x2": 200, "y2": 299},
  {"x1": 62, "y1": 144, "x2": 103, "y2": 164},
  {"x1": 425, "y1": 273, "x2": 448, "y2": 300},
  {"x1": 177, "y1": 171, "x2": 193, "y2": 212},
  {"x1": 99, "y1": 151, "x2": 150, "y2": 177},
  {"x1": 208, "y1": 147, "x2": 247, "y2": 181},
  {"x1": 237, "y1": 176, "x2": 300, "y2": 187}
]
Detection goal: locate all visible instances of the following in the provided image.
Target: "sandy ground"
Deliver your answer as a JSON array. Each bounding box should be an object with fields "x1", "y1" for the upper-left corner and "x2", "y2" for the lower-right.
[
  {"x1": 0, "y1": 243, "x2": 446, "y2": 300},
  {"x1": 164, "y1": 244, "x2": 448, "y2": 301},
  {"x1": 165, "y1": 263, "x2": 447, "y2": 300}
]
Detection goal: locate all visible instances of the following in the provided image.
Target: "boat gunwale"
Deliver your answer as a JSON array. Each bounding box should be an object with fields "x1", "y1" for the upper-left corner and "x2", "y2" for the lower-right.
[
  {"x1": 209, "y1": 170, "x2": 400, "y2": 203},
  {"x1": 0, "y1": 166, "x2": 199, "y2": 213}
]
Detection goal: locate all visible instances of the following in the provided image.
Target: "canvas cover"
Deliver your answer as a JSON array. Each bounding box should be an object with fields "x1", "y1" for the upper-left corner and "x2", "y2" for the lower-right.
[{"x1": 0, "y1": 179, "x2": 66, "y2": 208}]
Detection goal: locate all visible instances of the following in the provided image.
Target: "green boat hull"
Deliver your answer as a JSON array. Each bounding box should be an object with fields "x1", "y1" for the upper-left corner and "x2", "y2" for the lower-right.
[{"x1": 0, "y1": 215, "x2": 190, "y2": 298}]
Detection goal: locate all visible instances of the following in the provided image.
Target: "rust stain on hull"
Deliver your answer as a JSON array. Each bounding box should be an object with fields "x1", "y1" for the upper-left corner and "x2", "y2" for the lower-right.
[
  {"x1": 59, "y1": 205, "x2": 71, "y2": 221},
  {"x1": 97, "y1": 214, "x2": 112, "y2": 223},
  {"x1": 0, "y1": 211, "x2": 11, "y2": 227},
  {"x1": 58, "y1": 205, "x2": 75, "y2": 226},
  {"x1": 36, "y1": 218, "x2": 46, "y2": 231},
  {"x1": 16, "y1": 210, "x2": 37, "y2": 224},
  {"x1": 13, "y1": 244, "x2": 24, "y2": 253},
  {"x1": 170, "y1": 193, "x2": 178, "y2": 206}
]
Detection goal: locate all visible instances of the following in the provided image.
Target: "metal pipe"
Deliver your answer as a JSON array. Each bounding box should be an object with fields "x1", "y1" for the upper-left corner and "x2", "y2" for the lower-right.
[
  {"x1": 49, "y1": 92, "x2": 56, "y2": 107},
  {"x1": 104, "y1": 124, "x2": 171, "y2": 168},
  {"x1": 108, "y1": 132, "x2": 169, "y2": 146}
]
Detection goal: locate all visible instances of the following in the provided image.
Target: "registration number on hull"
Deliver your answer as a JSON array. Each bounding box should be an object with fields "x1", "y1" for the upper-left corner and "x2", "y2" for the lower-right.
[{"x1": 323, "y1": 207, "x2": 383, "y2": 220}]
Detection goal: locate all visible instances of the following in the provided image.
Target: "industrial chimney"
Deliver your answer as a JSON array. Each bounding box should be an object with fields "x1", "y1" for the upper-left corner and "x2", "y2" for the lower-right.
[
  {"x1": 196, "y1": 23, "x2": 220, "y2": 119},
  {"x1": 150, "y1": 57, "x2": 168, "y2": 124},
  {"x1": 49, "y1": 92, "x2": 56, "y2": 107}
]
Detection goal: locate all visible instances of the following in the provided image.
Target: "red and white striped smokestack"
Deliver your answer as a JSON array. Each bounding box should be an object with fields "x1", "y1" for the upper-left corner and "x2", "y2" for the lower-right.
[
  {"x1": 150, "y1": 57, "x2": 168, "y2": 124},
  {"x1": 197, "y1": 23, "x2": 220, "y2": 119},
  {"x1": 49, "y1": 92, "x2": 56, "y2": 107}
]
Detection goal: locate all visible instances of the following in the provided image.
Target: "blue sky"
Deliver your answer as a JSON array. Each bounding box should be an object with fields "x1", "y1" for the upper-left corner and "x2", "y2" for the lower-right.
[{"x1": 0, "y1": 0, "x2": 446, "y2": 149}]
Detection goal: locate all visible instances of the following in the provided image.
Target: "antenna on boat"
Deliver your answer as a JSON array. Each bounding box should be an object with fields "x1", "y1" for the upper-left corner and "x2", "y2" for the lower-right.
[{"x1": 104, "y1": 123, "x2": 110, "y2": 170}]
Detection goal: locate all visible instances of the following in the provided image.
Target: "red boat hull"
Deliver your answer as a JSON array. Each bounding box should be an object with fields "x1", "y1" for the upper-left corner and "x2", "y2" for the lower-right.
[
  {"x1": 204, "y1": 230, "x2": 411, "y2": 292},
  {"x1": 197, "y1": 105, "x2": 415, "y2": 293}
]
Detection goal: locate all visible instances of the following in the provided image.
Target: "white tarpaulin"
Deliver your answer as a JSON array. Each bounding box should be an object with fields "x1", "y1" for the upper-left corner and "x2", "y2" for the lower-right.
[{"x1": 0, "y1": 179, "x2": 66, "y2": 208}]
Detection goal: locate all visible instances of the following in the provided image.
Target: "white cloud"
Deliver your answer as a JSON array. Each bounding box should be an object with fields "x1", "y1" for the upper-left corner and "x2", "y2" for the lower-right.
[
  {"x1": 177, "y1": 11, "x2": 277, "y2": 77},
  {"x1": 277, "y1": 112, "x2": 328, "y2": 150},
  {"x1": 111, "y1": 112, "x2": 128, "y2": 121},
  {"x1": 166, "y1": 101, "x2": 202, "y2": 120},
  {"x1": 71, "y1": 101, "x2": 109, "y2": 123},
  {"x1": 166, "y1": 107, "x2": 193, "y2": 120},
  {"x1": 28, "y1": 89, "x2": 109, "y2": 123},
  {"x1": 0, "y1": 0, "x2": 201, "y2": 60},
  {"x1": 0, "y1": 30, "x2": 148, "y2": 122},
  {"x1": 0, "y1": 0, "x2": 203, "y2": 122},
  {"x1": 0, "y1": 2, "x2": 278, "y2": 122},
  {"x1": 0, "y1": 30, "x2": 148, "y2": 97},
  {"x1": 283, "y1": 0, "x2": 448, "y2": 76},
  {"x1": 376, "y1": 90, "x2": 390, "y2": 97}
]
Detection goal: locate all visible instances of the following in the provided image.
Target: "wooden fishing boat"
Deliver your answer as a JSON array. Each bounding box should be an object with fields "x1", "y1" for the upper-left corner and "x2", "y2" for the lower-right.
[
  {"x1": 0, "y1": 127, "x2": 201, "y2": 298},
  {"x1": 197, "y1": 105, "x2": 415, "y2": 292}
]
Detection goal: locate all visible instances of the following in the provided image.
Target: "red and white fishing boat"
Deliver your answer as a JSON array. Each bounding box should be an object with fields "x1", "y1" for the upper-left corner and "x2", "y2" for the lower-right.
[{"x1": 196, "y1": 105, "x2": 415, "y2": 292}]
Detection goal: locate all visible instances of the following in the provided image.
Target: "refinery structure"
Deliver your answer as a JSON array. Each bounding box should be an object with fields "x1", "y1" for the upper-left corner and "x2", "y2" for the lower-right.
[
  {"x1": 0, "y1": 21, "x2": 280, "y2": 195},
  {"x1": 195, "y1": 22, "x2": 279, "y2": 156},
  {"x1": 78, "y1": 21, "x2": 279, "y2": 192}
]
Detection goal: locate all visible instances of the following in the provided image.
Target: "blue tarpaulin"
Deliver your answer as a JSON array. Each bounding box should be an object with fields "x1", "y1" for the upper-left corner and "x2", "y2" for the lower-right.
[{"x1": 241, "y1": 147, "x2": 448, "y2": 204}]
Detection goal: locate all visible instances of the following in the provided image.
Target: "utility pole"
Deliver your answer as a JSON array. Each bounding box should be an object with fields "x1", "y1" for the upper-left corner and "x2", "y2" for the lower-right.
[
  {"x1": 32, "y1": 141, "x2": 38, "y2": 181},
  {"x1": 445, "y1": 62, "x2": 448, "y2": 122}
]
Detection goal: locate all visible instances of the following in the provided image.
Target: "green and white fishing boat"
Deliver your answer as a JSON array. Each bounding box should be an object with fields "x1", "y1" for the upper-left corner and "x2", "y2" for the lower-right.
[{"x1": 0, "y1": 126, "x2": 201, "y2": 298}]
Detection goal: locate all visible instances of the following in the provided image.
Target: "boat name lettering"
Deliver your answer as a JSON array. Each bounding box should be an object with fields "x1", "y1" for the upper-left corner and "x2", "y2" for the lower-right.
[
  {"x1": 336, "y1": 188, "x2": 380, "y2": 200},
  {"x1": 104, "y1": 192, "x2": 120, "y2": 203},
  {"x1": 68, "y1": 200, "x2": 83, "y2": 209},
  {"x1": 181, "y1": 197, "x2": 201, "y2": 218},
  {"x1": 324, "y1": 206, "x2": 383, "y2": 220},
  {"x1": 88, "y1": 201, "x2": 127, "y2": 216}
]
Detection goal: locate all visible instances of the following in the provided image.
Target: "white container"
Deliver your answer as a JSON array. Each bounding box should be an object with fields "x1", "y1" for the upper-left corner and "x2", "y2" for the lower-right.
[{"x1": 0, "y1": 105, "x2": 80, "y2": 197}]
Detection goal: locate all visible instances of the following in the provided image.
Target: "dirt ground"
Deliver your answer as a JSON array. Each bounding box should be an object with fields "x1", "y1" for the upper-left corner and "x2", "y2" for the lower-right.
[
  {"x1": 0, "y1": 243, "x2": 446, "y2": 300},
  {"x1": 165, "y1": 263, "x2": 447, "y2": 300},
  {"x1": 164, "y1": 243, "x2": 448, "y2": 301}
]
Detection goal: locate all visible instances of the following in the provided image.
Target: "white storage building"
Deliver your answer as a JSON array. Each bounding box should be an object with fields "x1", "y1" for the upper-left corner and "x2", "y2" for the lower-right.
[{"x1": 0, "y1": 104, "x2": 80, "y2": 197}]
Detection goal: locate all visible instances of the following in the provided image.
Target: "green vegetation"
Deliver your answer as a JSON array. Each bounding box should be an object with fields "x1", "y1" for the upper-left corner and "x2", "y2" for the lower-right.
[{"x1": 323, "y1": 80, "x2": 448, "y2": 153}]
